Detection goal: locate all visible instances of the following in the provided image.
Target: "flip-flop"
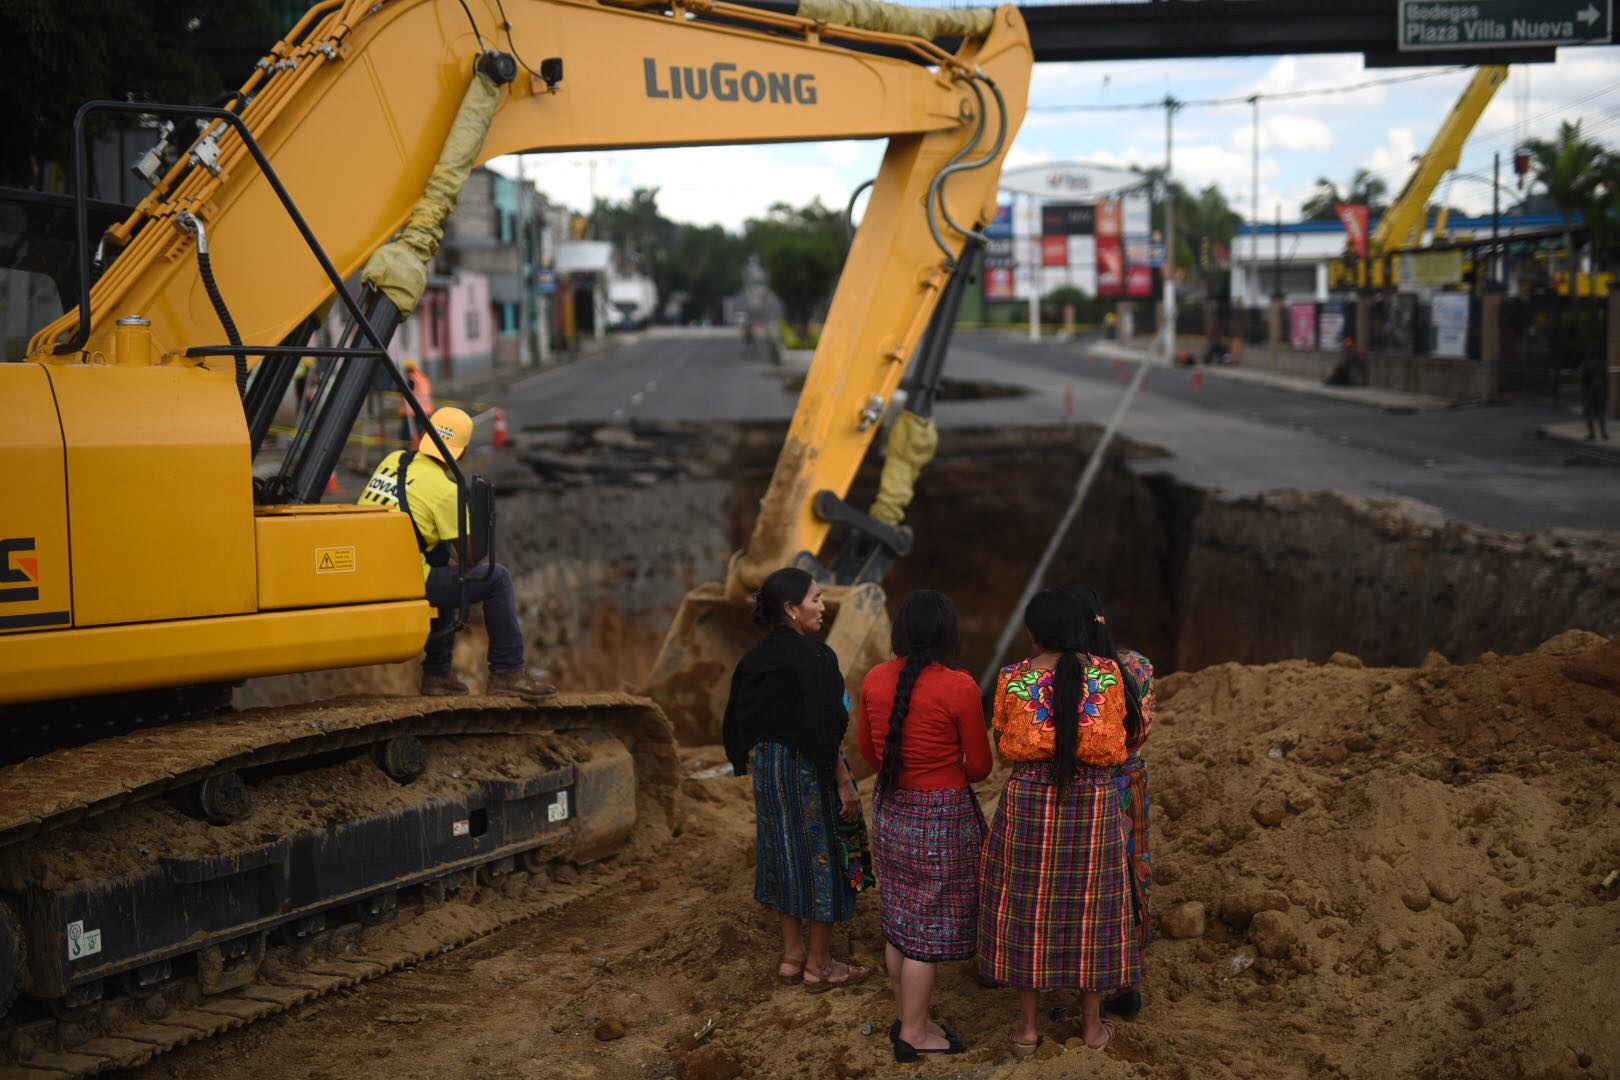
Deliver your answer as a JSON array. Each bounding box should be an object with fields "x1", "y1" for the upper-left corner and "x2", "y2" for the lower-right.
[
  {"x1": 802, "y1": 962, "x2": 870, "y2": 994},
  {"x1": 1087, "y1": 1019, "x2": 1118, "y2": 1052},
  {"x1": 1010, "y1": 1037, "x2": 1040, "y2": 1059}
]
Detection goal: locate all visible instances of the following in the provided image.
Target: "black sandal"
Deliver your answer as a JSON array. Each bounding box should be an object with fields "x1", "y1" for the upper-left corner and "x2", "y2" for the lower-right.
[
  {"x1": 889, "y1": 1020, "x2": 965, "y2": 1051},
  {"x1": 893, "y1": 1035, "x2": 966, "y2": 1063}
]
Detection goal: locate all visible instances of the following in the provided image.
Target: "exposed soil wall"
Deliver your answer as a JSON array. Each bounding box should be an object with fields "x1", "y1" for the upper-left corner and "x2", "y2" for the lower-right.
[{"x1": 239, "y1": 420, "x2": 1620, "y2": 707}]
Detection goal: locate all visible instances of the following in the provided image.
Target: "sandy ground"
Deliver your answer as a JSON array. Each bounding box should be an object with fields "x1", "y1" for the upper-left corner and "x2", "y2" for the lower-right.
[{"x1": 134, "y1": 632, "x2": 1620, "y2": 1080}]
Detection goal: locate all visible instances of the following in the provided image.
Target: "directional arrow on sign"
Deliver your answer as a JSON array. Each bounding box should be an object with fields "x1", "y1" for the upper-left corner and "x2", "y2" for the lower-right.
[{"x1": 1580, "y1": 3, "x2": 1601, "y2": 24}]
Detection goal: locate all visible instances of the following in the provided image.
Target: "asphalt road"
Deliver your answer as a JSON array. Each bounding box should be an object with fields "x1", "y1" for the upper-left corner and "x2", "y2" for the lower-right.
[{"x1": 493, "y1": 327, "x2": 1618, "y2": 535}]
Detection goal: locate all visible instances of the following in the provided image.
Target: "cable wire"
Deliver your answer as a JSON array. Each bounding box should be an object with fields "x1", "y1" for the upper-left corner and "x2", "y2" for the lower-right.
[
  {"x1": 1028, "y1": 66, "x2": 1467, "y2": 113},
  {"x1": 452, "y1": 0, "x2": 491, "y2": 50},
  {"x1": 492, "y1": 0, "x2": 545, "y2": 79}
]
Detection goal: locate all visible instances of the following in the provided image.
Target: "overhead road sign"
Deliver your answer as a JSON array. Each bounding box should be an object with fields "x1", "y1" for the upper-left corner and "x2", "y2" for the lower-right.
[
  {"x1": 1020, "y1": 1, "x2": 1564, "y2": 67},
  {"x1": 1399, "y1": 0, "x2": 1612, "y2": 50}
]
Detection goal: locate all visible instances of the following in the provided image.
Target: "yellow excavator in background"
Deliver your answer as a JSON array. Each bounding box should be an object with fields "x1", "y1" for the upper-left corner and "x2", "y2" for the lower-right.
[
  {"x1": 0, "y1": 0, "x2": 1029, "y2": 1070},
  {"x1": 1329, "y1": 64, "x2": 1507, "y2": 290}
]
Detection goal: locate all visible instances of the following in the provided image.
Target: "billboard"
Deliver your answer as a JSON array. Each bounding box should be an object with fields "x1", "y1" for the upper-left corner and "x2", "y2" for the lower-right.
[
  {"x1": 1097, "y1": 236, "x2": 1123, "y2": 297},
  {"x1": 1041, "y1": 203, "x2": 1096, "y2": 236}
]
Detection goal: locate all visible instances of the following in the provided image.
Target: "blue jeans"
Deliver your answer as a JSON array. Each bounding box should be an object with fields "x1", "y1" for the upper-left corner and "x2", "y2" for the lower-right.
[{"x1": 423, "y1": 562, "x2": 524, "y2": 675}]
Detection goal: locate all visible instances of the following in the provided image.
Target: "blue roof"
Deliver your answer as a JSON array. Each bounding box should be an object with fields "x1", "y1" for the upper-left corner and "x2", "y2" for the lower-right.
[{"x1": 1238, "y1": 212, "x2": 1574, "y2": 236}]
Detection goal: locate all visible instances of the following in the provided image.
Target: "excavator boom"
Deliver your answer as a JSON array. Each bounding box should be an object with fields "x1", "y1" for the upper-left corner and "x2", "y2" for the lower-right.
[{"x1": 0, "y1": 2, "x2": 1030, "y2": 1070}]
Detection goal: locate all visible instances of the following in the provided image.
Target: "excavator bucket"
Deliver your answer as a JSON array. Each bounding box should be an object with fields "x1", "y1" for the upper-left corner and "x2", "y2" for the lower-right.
[{"x1": 644, "y1": 580, "x2": 892, "y2": 760}]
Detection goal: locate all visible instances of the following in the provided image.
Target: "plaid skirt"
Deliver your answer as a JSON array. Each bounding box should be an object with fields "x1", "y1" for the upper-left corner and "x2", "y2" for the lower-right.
[
  {"x1": 1116, "y1": 753, "x2": 1153, "y2": 948},
  {"x1": 751, "y1": 741, "x2": 857, "y2": 924},
  {"x1": 872, "y1": 786, "x2": 987, "y2": 962},
  {"x1": 978, "y1": 761, "x2": 1142, "y2": 991}
]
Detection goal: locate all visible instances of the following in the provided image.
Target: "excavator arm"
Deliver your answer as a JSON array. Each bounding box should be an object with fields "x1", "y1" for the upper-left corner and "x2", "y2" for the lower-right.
[
  {"x1": 1363, "y1": 64, "x2": 1506, "y2": 283},
  {"x1": 8, "y1": 0, "x2": 1030, "y2": 706}
]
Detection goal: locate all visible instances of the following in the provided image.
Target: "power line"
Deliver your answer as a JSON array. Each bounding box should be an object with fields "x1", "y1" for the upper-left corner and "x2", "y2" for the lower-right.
[{"x1": 1027, "y1": 66, "x2": 1466, "y2": 113}]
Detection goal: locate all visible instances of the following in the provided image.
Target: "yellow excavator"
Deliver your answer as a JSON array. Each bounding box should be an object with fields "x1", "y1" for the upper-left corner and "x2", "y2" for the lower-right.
[{"x1": 0, "y1": 0, "x2": 1029, "y2": 1070}]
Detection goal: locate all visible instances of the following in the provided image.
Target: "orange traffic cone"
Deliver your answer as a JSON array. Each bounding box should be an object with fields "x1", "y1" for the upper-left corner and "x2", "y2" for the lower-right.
[
  {"x1": 325, "y1": 471, "x2": 342, "y2": 496},
  {"x1": 1063, "y1": 385, "x2": 1074, "y2": 421},
  {"x1": 493, "y1": 406, "x2": 512, "y2": 450},
  {"x1": 1191, "y1": 370, "x2": 1205, "y2": 391}
]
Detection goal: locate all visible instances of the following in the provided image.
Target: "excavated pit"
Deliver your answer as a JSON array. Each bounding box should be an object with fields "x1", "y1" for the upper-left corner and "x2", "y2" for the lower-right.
[
  {"x1": 240, "y1": 417, "x2": 1620, "y2": 708},
  {"x1": 475, "y1": 420, "x2": 1620, "y2": 697}
]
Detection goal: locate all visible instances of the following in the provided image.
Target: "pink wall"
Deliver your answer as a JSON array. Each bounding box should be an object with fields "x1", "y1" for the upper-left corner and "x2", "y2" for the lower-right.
[{"x1": 448, "y1": 272, "x2": 492, "y2": 363}]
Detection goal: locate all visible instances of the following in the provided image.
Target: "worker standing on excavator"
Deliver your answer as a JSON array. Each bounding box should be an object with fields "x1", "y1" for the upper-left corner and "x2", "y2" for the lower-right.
[{"x1": 359, "y1": 406, "x2": 557, "y2": 700}]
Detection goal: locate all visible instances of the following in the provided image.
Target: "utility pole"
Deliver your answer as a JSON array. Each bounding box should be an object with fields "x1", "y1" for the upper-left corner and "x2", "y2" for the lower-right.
[
  {"x1": 516, "y1": 154, "x2": 533, "y2": 367},
  {"x1": 1027, "y1": 194, "x2": 1040, "y2": 341},
  {"x1": 1249, "y1": 95, "x2": 1260, "y2": 313},
  {"x1": 1160, "y1": 96, "x2": 1179, "y2": 360},
  {"x1": 1274, "y1": 202, "x2": 1282, "y2": 299},
  {"x1": 1492, "y1": 150, "x2": 1501, "y2": 289}
]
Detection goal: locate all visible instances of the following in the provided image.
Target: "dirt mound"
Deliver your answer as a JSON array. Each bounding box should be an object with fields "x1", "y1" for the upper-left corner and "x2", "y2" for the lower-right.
[
  {"x1": 1125, "y1": 633, "x2": 1620, "y2": 1080},
  {"x1": 140, "y1": 635, "x2": 1620, "y2": 1080}
]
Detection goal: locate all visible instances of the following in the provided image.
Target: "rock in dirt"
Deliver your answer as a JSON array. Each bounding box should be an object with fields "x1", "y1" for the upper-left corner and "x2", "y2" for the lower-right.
[
  {"x1": 1220, "y1": 888, "x2": 1290, "y2": 931},
  {"x1": 1421, "y1": 650, "x2": 1451, "y2": 670},
  {"x1": 831, "y1": 1052, "x2": 868, "y2": 1079},
  {"x1": 1401, "y1": 889, "x2": 1432, "y2": 912},
  {"x1": 1427, "y1": 878, "x2": 1460, "y2": 904},
  {"x1": 1328, "y1": 652, "x2": 1365, "y2": 669},
  {"x1": 1160, "y1": 901, "x2": 1206, "y2": 940},
  {"x1": 1249, "y1": 910, "x2": 1298, "y2": 959},
  {"x1": 1251, "y1": 795, "x2": 1289, "y2": 828},
  {"x1": 594, "y1": 1016, "x2": 626, "y2": 1041},
  {"x1": 678, "y1": 1045, "x2": 744, "y2": 1080}
]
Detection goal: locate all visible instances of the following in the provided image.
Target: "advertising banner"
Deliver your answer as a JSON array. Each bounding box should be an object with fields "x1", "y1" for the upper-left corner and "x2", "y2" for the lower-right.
[
  {"x1": 1290, "y1": 303, "x2": 1317, "y2": 350},
  {"x1": 1122, "y1": 195, "x2": 1150, "y2": 237},
  {"x1": 1041, "y1": 202, "x2": 1096, "y2": 236},
  {"x1": 1126, "y1": 264, "x2": 1152, "y2": 298},
  {"x1": 1096, "y1": 199, "x2": 1122, "y2": 238},
  {"x1": 1319, "y1": 302, "x2": 1346, "y2": 353},
  {"x1": 1041, "y1": 235, "x2": 1069, "y2": 267},
  {"x1": 984, "y1": 266, "x2": 1017, "y2": 300},
  {"x1": 1097, "y1": 236, "x2": 1124, "y2": 297},
  {"x1": 1430, "y1": 293, "x2": 1470, "y2": 358},
  {"x1": 986, "y1": 204, "x2": 1013, "y2": 239},
  {"x1": 1333, "y1": 203, "x2": 1370, "y2": 259}
]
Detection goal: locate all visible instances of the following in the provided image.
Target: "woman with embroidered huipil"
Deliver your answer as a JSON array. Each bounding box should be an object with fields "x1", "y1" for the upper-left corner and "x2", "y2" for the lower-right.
[{"x1": 978, "y1": 586, "x2": 1150, "y2": 1057}]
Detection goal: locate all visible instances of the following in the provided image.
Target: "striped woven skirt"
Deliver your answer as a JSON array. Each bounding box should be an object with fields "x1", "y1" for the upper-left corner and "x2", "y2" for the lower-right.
[
  {"x1": 751, "y1": 741, "x2": 857, "y2": 924},
  {"x1": 977, "y1": 761, "x2": 1141, "y2": 991},
  {"x1": 872, "y1": 786, "x2": 987, "y2": 963},
  {"x1": 1115, "y1": 753, "x2": 1153, "y2": 948}
]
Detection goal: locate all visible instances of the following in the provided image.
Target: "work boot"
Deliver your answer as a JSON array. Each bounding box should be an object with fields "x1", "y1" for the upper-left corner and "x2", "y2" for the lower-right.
[
  {"x1": 421, "y1": 671, "x2": 469, "y2": 697},
  {"x1": 487, "y1": 670, "x2": 559, "y2": 700}
]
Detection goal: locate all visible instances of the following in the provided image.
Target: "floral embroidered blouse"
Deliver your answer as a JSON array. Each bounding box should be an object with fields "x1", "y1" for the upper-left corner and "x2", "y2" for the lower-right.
[{"x1": 992, "y1": 649, "x2": 1155, "y2": 766}]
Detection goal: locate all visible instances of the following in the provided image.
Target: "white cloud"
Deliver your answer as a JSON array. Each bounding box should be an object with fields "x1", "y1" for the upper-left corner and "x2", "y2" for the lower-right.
[
  {"x1": 500, "y1": 142, "x2": 885, "y2": 231},
  {"x1": 1364, "y1": 126, "x2": 1419, "y2": 179},
  {"x1": 1266, "y1": 114, "x2": 1335, "y2": 152}
]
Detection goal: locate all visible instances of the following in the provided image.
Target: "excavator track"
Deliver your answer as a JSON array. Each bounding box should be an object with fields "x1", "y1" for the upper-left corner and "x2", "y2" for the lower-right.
[{"x1": 0, "y1": 693, "x2": 678, "y2": 1078}]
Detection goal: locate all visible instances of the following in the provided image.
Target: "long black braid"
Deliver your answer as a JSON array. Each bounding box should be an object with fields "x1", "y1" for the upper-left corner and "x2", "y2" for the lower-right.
[
  {"x1": 1025, "y1": 586, "x2": 1142, "y2": 788},
  {"x1": 878, "y1": 590, "x2": 960, "y2": 791}
]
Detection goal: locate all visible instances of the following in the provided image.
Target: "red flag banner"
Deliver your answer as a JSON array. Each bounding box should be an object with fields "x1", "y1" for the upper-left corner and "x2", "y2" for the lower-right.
[{"x1": 1335, "y1": 203, "x2": 1370, "y2": 259}]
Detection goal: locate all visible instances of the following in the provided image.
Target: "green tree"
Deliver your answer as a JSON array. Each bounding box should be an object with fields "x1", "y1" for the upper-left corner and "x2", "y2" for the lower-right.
[
  {"x1": 1300, "y1": 169, "x2": 1389, "y2": 222},
  {"x1": 744, "y1": 200, "x2": 845, "y2": 334},
  {"x1": 662, "y1": 224, "x2": 747, "y2": 324},
  {"x1": 1523, "y1": 120, "x2": 1607, "y2": 290},
  {"x1": 590, "y1": 187, "x2": 672, "y2": 276},
  {"x1": 0, "y1": 0, "x2": 276, "y2": 187},
  {"x1": 589, "y1": 189, "x2": 744, "y2": 323}
]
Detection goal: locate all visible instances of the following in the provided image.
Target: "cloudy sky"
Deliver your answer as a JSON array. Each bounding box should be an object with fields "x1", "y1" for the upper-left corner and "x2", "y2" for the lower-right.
[{"x1": 493, "y1": 46, "x2": 1620, "y2": 231}]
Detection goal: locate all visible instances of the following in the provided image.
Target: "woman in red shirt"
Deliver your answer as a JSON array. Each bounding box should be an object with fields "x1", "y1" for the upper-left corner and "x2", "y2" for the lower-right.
[{"x1": 858, "y1": 590, "x2": 993, "y2": 1063}]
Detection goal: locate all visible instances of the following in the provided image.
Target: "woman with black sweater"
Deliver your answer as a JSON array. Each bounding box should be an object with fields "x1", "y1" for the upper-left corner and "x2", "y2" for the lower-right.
[{"x1": 723, "y1": 568, "x2": 870, "y2": 993}]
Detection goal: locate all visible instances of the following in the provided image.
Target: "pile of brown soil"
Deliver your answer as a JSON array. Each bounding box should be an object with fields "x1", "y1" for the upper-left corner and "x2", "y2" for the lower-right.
[{"x1": 138, "y1": 634, "x2": 1620, "y2": 1080}]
